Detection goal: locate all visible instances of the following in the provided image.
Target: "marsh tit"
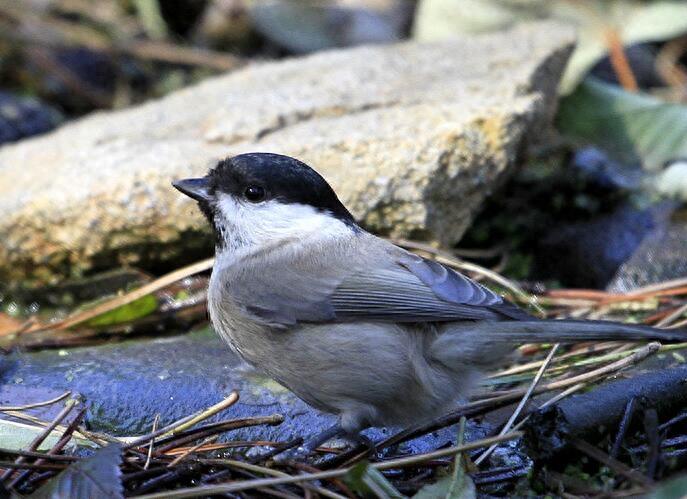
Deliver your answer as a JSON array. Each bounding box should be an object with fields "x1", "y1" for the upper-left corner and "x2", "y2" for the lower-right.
[{"x1": 173, "y1": 153, "x2": 685, "y2": 455}]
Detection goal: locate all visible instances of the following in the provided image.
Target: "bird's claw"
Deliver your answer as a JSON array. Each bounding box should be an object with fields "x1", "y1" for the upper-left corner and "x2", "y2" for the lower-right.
[
  {"x1": 272, "y1": 444, "x2": 315, "y2": 464},
  {"x1": 245, "y1": 445, "x2": 279, "y2": 462}
]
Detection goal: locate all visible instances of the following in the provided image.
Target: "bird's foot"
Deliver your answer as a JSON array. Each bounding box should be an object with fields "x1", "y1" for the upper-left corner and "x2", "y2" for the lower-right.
[
  {"x1": 272, "y1": 443, "x2": 319, "y2": 464},
  {"x1": 271, "y1": 424, "x2": 347, "y2": 464},
  {"x1": 245, "y1": 444, "x2": 279, "y2": 462},
  {"x1": 354, "y1": 433, "x2": 377, "y2": 457}
]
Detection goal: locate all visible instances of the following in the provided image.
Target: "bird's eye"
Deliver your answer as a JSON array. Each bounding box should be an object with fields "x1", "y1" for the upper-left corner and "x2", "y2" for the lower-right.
[{"x1": 244, "y1": 185, "x2": 265, "y2": 202}]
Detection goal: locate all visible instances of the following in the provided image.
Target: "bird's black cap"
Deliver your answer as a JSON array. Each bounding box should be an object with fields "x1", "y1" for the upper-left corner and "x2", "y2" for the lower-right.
[{"x1": 174, "y1": 153, "x2": 356, "y2": 225}]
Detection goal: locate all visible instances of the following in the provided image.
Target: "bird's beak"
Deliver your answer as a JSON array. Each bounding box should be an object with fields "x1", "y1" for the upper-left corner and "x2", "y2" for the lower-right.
[{"x1": 172, "y1": 177, "x2": 211, "y2": 202}]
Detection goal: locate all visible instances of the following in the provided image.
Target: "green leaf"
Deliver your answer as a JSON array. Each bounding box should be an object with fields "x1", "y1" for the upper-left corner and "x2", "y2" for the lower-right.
[
  {"x1": 413, "y1": 0, "x2": 544, "y2": 39},
  {"x1": 648, "y1": 473, "x2": 687, "y2": 499},
  {"x1": 557, "y1": 78, "x2": 687, "y2": 172},
  {"x1": 85, "y1": 294, "x2": 157, "y2": 327},
  {"x1": 29, "y1": 443, "x2": 123, "y2": 499},
  {"x1": 622, "y1": 2, "x2": 687, "y2": 43},
  {"x1": 559, "y1": 1, "x2": 687, "y2": 93},
  {"x1": 413, "y1": 0, "x2": 687, "y2": 93},
  {"x1": 344, "y1": 461, "x2": 404, "y2": 499},
  {"x1": 0, "y1": 419, "x2": 94, "y2": 452},
  {"x1": 413, "y1": 474, "x2": 476, "y2": 499},
  {"x1": 132, "y1": 0, "x2": 168, "y2": 40},
  {"x1": 414, "y1": 418, "x2": 475, "y2": 499}
]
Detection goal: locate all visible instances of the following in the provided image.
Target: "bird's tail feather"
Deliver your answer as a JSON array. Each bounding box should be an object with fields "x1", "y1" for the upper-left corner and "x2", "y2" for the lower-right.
[{"x1": 472, "y1": 319, "x2": 687, "y2": 344}]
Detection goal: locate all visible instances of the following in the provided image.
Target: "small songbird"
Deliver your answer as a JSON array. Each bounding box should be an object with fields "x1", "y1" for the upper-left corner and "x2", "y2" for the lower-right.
[{"x1": 173, "y1": 153, "x2": 685, "y2": 455}]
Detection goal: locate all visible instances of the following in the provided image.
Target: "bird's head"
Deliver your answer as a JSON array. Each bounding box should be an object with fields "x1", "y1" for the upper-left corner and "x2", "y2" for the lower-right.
[{"x1": 173, "y1": 153, "x2": 357, "y2": 253}]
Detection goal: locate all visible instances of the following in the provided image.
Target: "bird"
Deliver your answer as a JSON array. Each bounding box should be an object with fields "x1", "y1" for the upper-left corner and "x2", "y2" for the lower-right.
[{"x1": 173, "y1": 152, "x2": 686, "y2": 456}]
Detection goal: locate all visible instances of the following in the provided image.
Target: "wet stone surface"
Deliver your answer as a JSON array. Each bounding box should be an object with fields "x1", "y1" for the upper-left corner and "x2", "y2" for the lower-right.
[
  {"x1": 537, "y1": 201, "x2": 687, "y2": 291},
  {"x1": 608, "y1": 204, "x2": 687, "y2": 292},
  {"x1": 0, "y1": 91, "x2": 61, "y2": 145},
  {"x1": 536, "y1": 202, "x2": 661, "y2": 289},
  {"x1": 0, "y1": 328, "x2": 464, "y2": 454}
]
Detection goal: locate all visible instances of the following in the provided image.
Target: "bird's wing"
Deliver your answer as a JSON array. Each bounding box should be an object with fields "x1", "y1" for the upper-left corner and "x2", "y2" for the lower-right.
[
  {"x1": 330, "y1": 250, "x2": 529, "y2": 322},
  {"x1": 227, "y1": 236, "x2": 529, "y2": 327}
]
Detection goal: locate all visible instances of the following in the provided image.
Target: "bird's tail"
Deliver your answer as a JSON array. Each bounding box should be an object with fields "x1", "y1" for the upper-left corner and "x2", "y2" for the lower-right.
[
  {"x1": 468, "y1": 319, "x2": 687, "y2": 344},
  {"x1": 430, "y1": 319, "x2": 685, "y2": 371}
]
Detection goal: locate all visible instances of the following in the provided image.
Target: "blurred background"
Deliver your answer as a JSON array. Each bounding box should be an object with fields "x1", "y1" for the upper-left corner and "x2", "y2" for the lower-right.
[{"x1": 0, "y1": 0, "x2": 416, "y2": 123}]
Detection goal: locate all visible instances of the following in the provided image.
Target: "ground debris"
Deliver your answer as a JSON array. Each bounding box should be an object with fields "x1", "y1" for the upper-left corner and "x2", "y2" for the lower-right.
[{"x1": 525, "y1": 366, "x2": 687, "y2": 461}]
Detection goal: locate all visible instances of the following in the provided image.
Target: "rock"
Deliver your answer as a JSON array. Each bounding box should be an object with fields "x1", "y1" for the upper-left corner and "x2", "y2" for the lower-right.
[
  {"x1": 248, "y1": 0, "x2": 415, "y2": 53},
  {"x1": 0, "y1": 328, "x2": 459, "y2": 453},
  {"x1": 570, "y1": 147, "x2": 643, "y2": 192},
  {"x1": 608, "y1": 204, "x2": 687, "y2": 293},
  {"x1": 0, "y1": 22, "x2": 573, "y2": 285},
  {"x1": 535, "y1": 203, "x2": 662, "y2": 289},
  {"x1": 1, "y1": 328, "x2": 329, "y2": 439},
  {"x1": 194, "y1": 0, "x2": 414, "y2": 52},
  {"x1": 532, "y1": 200, "x2": 687, "y2": 291},
  {"x1": 521, "y1": 148, "x2": 686, "y2": 291},
  {"x1": 462, "y1": 143, "x2": 687, "y2": 290},
  {"x1": 0, "y1": 91, "x2": 61, "y2": 145}
]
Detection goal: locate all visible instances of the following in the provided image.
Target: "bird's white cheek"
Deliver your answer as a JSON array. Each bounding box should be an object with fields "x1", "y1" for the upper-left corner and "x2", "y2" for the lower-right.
[
  {"x1": 214, "y1": 194, "x2": 278, "y2": 249},
  {"x1": 213, "y1": 195, "x2": 250, "y2": 250},
  {"x1": 213, "y1": 194, "x2": 351, "y2": 253},
  {"x1": 216, "y1": 195, "x2": 243, "y2": 222}
]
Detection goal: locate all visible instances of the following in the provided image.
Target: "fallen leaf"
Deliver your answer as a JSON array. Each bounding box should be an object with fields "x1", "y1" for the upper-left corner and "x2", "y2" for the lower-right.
[
  {"x1": 345, "y1": 460, "x2": 404, "y2": 498},
  {"x1": 29, "y1": 443, "x2": 123, "y2": 499},
  {"x1": 413, "y1": 0, "x2": 687, "y2": 93},
  {"x1": 558, "y1": 77, "x2": 687, "y2": 173}
]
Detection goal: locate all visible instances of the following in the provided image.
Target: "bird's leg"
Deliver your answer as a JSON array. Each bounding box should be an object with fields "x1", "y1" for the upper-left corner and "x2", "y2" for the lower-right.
[
  {"x1": 352, "y1": 432, "x2": 376, "y2": 455},
  {"x1": 273, "y1": 423, "x2": 345, "y2": 462},
  {"x1": 301, "y1": 424, "x2": 346, "y2": 454}
]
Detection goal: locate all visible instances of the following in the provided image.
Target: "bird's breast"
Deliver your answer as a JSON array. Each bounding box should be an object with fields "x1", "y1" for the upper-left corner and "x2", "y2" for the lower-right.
[{"x1": 207, "y1": 270, "x2": 280, "y2": 366}]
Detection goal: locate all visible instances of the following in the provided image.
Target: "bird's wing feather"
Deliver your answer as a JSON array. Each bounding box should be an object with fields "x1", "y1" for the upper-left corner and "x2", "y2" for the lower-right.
[
  {"x1": 330, "y1": 265, "x2": 505, "y2": 322},
  {"x1": 228, "y1": 235, "x2": 528, "y2": 327}
]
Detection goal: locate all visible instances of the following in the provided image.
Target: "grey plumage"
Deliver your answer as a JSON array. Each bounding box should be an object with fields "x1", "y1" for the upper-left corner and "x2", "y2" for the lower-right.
[
  {"x1": 174, "y1": 152, "x2": 687, "y2": 441},
  {"x1": 223, "y1": 233, "x2": 517, "y2": 326},
  {"x1": 209, "y1": 228, "x2": 685, "y2": 432}
]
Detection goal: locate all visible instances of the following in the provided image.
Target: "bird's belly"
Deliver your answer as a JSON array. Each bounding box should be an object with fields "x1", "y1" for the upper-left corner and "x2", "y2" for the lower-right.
[
  {"x1": 208, "y1": 286, "x2": 475, "y2": 427},
  {"x1": 237, "y1": 321, "x2": 473, "y2": 428},
  {"x1": 211, "y1": 315, "x2": 341, "y2": 413}
]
